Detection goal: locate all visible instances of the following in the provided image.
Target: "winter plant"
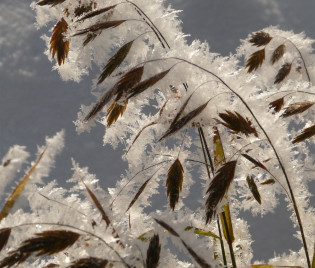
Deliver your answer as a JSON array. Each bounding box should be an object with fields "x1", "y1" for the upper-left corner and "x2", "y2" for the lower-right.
[{"x1": 0, "y1": 0, "x2": 314, "y2": 267}]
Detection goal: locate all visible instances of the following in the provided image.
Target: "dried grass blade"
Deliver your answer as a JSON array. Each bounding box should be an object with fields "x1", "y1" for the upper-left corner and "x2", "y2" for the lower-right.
[
  {"x1": 66, "y1": 257, "x2": 108, "y2": 268},
  {"x1": 97, "y1": 41, "x2": 134, "y2": 84},
  {"x1": 260, "y1": 179, "x2": 275, "y2": 185},
  {"x1": 271, "y1": 44, "x2": 285, "y2": 64},
  {"x1": 218, "y1": 111, "x2": 258, "y2": 137},
  {"x1": 154, "y1": 219, "x2": 179, "y2": 237},
  {"x1": 77, "y1": 5, "x2": 116, "y2": 22},
  {"x1": 282, "y1": 101, "x2": 314, "y2": 118},
  {"x1": 242, "y1": 153, "x2": 268, "y2": 171},
  {"x1": 219, "y1": 204, "x2": 235, "y2": 243},
  {"x1": 293, "y1": 125, "x2": 315, "y2": 144},
  {"x1": 249, "y1": 31, "x2": 272, "y2": 47},
  {"x1": 274, "y1": 63, "x2": 292, "y2": 84},
  {"x1": 246, "y1": 48, "x2": 265, "y2": 73},
  {"x1": 205, "y1": 161, "x2": 237, "y2": 224},
  {"x1": 50, "y1": 18, "x2": 69, "y2": 66},
  {"x1": 269, "y1": 97, "x2": 284, "y2": 113},
  {"x1": 0, "y1": 148, "x2": 46, "y2": 221},
  {"x1": 184, "y1": 226, "x2": 220, "y2": 240},
  {"x1": 166, "y1": 159, "x2": 184, "y2": 210},
  {"x1": 146, "y1": 234, "x2": 161, "y2": 268},
  {"x1": 246, "y1": 175, "x2": 262, "y2": 204},
  {"x1": 37, "y1": 0, "x2": 65, "y2": 6},
  {"x1": 159, "y1": 101, "x2": 209, "y2": 141},
  {"x1": 128, "y1": 69, "x2": 171, "y2": 99},
  {"x1": 138, "y1": 229, "x2": 154, "y2": 242},
  {"x1": 73, "y1": 20, "x2": 125, "y2": 36},
  {"x1": 126, "y1": 178, "x2": 150, "y2": 212},
  {"x1": 106, "y1": 101, "x2": 128, "y2": 127},
  {"x1": 0, "y1": 229, "x2": 11, "y2": 252}
]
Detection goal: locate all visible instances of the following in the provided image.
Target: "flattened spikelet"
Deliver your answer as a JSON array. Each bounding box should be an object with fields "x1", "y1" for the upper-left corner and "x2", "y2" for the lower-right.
[
  {"x1": 128, "y1": 69, "x2": 170, "y2": 99},
  {"x1": 242, "y1": 154, "x2": 267, "y2": 171},
  {"x1": 74, "y1": 2, "x2": 95, "y2": 17},
  {"x1": 67, "y1": 257, "x2": 108, "y2": 268},
  {"x1": 166, "y1": 159, "x2": 184, "y2": 210},
  {"x1": 159, "y1": 101, "x2": 209, "y2": 141},
  {"x1": 260, "y1": 179, "x2": 275, "y2": 185},
  {"x1": 127, "y1": 178, "x2": 151, "y2": 211},
  {"x1": 271, "y1": 44, "x2": 285, "y2": 64},
  {"x1": 0, "y1": 229, "x2": 11, "y2": 252},
  {"x1": 246, "y1": 49, "x2": 265, "y2": 73},
  {"x1": 107, "y1": 101, "x2": 128, "y2": 127},
  {"x1": 205, "y1": 161, "x2": 237, "y2": 224},
  {"x1": 293, "y1": 125, "x2": 315, "y2": 143},
  {"x1": 154, "y1": 219, "x2": 179, "y2": 237},
  {"x1": 37, "y1": 0, "x2": 65, "y2": 6},
  {"x1": 249, "y1": 31, "x2": 272, "y2": 47},
  {"x1": 73, "y1": 20, "x2": 125, "y2": 36},
  {"x1": 218, "y1": 111, "x2": 258, "y2": 137},
  {"x1": 246, "y1": 176, "x2": 261, "y2": 204},
  {"x1": 269, "y1": 97, "x2": 284, "y2": 113},
  {"x1": 282, "y1": 101, "x2": 314, "y2": 118},
  {"x1": 50, "y1": 18, "x2": 69, "y2": 66},
  {"x1": 274, "y1": 63, "x2": 292, "y2": 84},
  {"x1": 77, "y1": 5, "x2": 116, "y2": 22},
  {"x1": 146, "y1": 235, "x2": 161, "y2": 268},
  {"x1": 170, "y1": 91, "x2": 195, "y2": 127},
  {"x1": 98, "y1": 41, "x2": 133, "y2": 84}
]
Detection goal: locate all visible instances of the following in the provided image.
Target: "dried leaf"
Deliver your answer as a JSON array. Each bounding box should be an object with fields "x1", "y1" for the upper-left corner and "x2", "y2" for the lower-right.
[
  {"x1": 249, "y1": 31, "x2": 272, "y2": 47},
  {"x1": 66, "y1": 257, "x2": 108, "y2": 268},
  {"x1": 0, "y1": 148, "x2": 46, "y2": 221},
  {"x1": 271, "y1": 44, "x2": 285, "y2": 64},
  {"x1": 146, "y1": 234, "x2": 161, "y2": 268},
  {"x1": 37, "y1": 0, "x2": 65, "y2": 6},
  {"x1": 213, "y1": 126, "x2": 225, "y2": 169},
  {"x1": 73, "y1": 20, "x2": 126, "y2": 36},
  {"x1": 242, "y1": 153, "x2": 267, "y2": 171},
  {"x1": 106, "y1": 101, "x2": 128, "y2": 127},
  {"x1": 127, "y1": 69, "x2": 171, "y2": 99},
  {"x1": 218, "y1": 111, "x2": 258, "y2": 137},
  {"x1": 166, "y1": 159, "x2": 184, "y2": 210},
  {"x1": 246, "y1": 175, "x2": 262, "y2": 204},
  {"x1": 293, "y1": 125, "x2": 315, "y2": 144},
  {"x1": 269, "y1": 97, "x2": 284, "y2": 113},
  {"x1": 282, "y1": 101, "x2": 314, "y2": 118},
  {"x1": 219, "y1": 204, "x2": 235, "y2": 243},
  {"x1": 126, "y1": 178, "x2": 151, "y2": 211},
  {"x1": 0, "y1": 230, "x2": 80, "y2": 267},
  {"x1": 154, "y1": 219, "x2": 211, "y2": 268},
  {"x1": 274, "y1": 63, "x2": 292, "y2": 84},
  {"x1": 77, "y1": 5, "x2": 116, "y2": 22},
  {"x1": 0, "y1": 229, "x2": 11, "y2": 252},
  {"x1": 205, "y1": 161, "x2": 237, "y2": 224},
  {"x1": 260, "y1": 179, "x2": 275, "y2": 185},
  {"x1": 159, "y1": 100, "x2": 210, "y2": 141},
  {"x1": 50, "y1": 18, "x2": 69, "y2": 66},
  {"x1": 98, "y1": 41, "x2": 134, "y2": 84},
  {"x1": 246, "y1": 49, "x2": 265, "y2": 73},
  {"x1": 184, "y1": 226, "x2": 220, "y2": 240},
  {"x1": 84, "y1": 66, "x2": 143, "y2": 121}
]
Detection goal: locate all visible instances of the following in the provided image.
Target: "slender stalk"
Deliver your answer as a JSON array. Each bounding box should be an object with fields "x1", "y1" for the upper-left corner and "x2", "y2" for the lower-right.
[{"x1": 217, "y1": 219, "x2": 228, "y2": 267}]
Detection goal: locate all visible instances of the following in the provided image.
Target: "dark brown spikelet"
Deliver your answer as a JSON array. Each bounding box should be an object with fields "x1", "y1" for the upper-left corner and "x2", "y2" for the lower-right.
[
  {"x1": 77, "y1": 5, "x2": 116, "y2": 22},
  {"x1": 271, "y1": 44, "x2": 285, "y2": 64},
  {"x1": 146, "y1": 234, "x2": 161, "y2": 268},
  {"x1": 128, "y1": 69, "x2": 171, "y2": 99},
  {"x1": 274, "y1": 63, "x2": 292, "y2": 84},
  {"x1": 2, "y1": 160, "x2": 10, "y2": 167},
  {"x1": 0, "y1": 228, "x2": 11, "y2": 252},
  {"x1": 107, "y1": 101, "x2": 128, "y2": 127},
  {"x1": 241, "y1": 154, "x2": 267, "y2": 171},
  {"x1": 159, "y1": 101, "x2": 209, "y2": 141},
  {"x1": 83, "y1": 33, "x2": 99, "y2": 46},
  {"x1": 282, "y1": 101, "x2": 314, "y2": 118},
  {"x1": 50, "y1": 18, "x2": 69, "y2": 66},
  {"x1": 154, "y1": 219, "x2": 179, "y2": 237},
  {"x1": 246, "y1": 49, "x2": 265, "y2": 73},
  {"x1": 269, "y1": 97, "x2": 284, "y2": 113},
  {"x1": 260, "y1": 179, "x2": 275, "y2": 185},
  {"x1": 84, "y1": 66, "x2": 143, "y2": 121},
  {"x1": 166, "y1": 159, "x2": 184, "y2": 210},
  {"x1": 205, "y1": 161, "x2": 237, "y2": 224},
  {"x1": 66, "y1": 257, "x2": 108, "y2": 268},
  {"x1": 37, "y1": 0, "x2": 65, "y2": 6},
  {"x1": 127, "y1": 178, "x2": 151, "y2": 211},
  {"x1": 249, "y1": 31, "x2": 272, "y2": 47},
  {"x1": 97, "y1": 41, "x2": 134, "y2": 84},
  {"x1": 246, "y1": 176, "x2": 261, "y2": 204},
  {"x1": 218, "y1": 111, "x2": 258, "y2": 137},
  {"x1": 74, "y1": 2, "x2": 95, "y2": 18},
  {"x1": 43, "y1": 264, "x2": 59, "y2": 268},
  {"x1": 293, "y1": 124, "x2": 315, "y2": 144},
  {"x1": 73, "y1": 20, "x2": 125, "y2": 36}
]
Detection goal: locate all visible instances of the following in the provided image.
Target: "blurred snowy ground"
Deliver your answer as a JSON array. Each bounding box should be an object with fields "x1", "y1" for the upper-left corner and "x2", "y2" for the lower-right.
[{"x1": 0, "y1": 0, "x2": 314, "y2": 262}]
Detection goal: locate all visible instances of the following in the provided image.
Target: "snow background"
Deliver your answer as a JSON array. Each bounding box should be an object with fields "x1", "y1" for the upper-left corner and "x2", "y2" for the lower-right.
[{"x1": 0, "y1": 0, "x2": 314, "y2": 262}]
